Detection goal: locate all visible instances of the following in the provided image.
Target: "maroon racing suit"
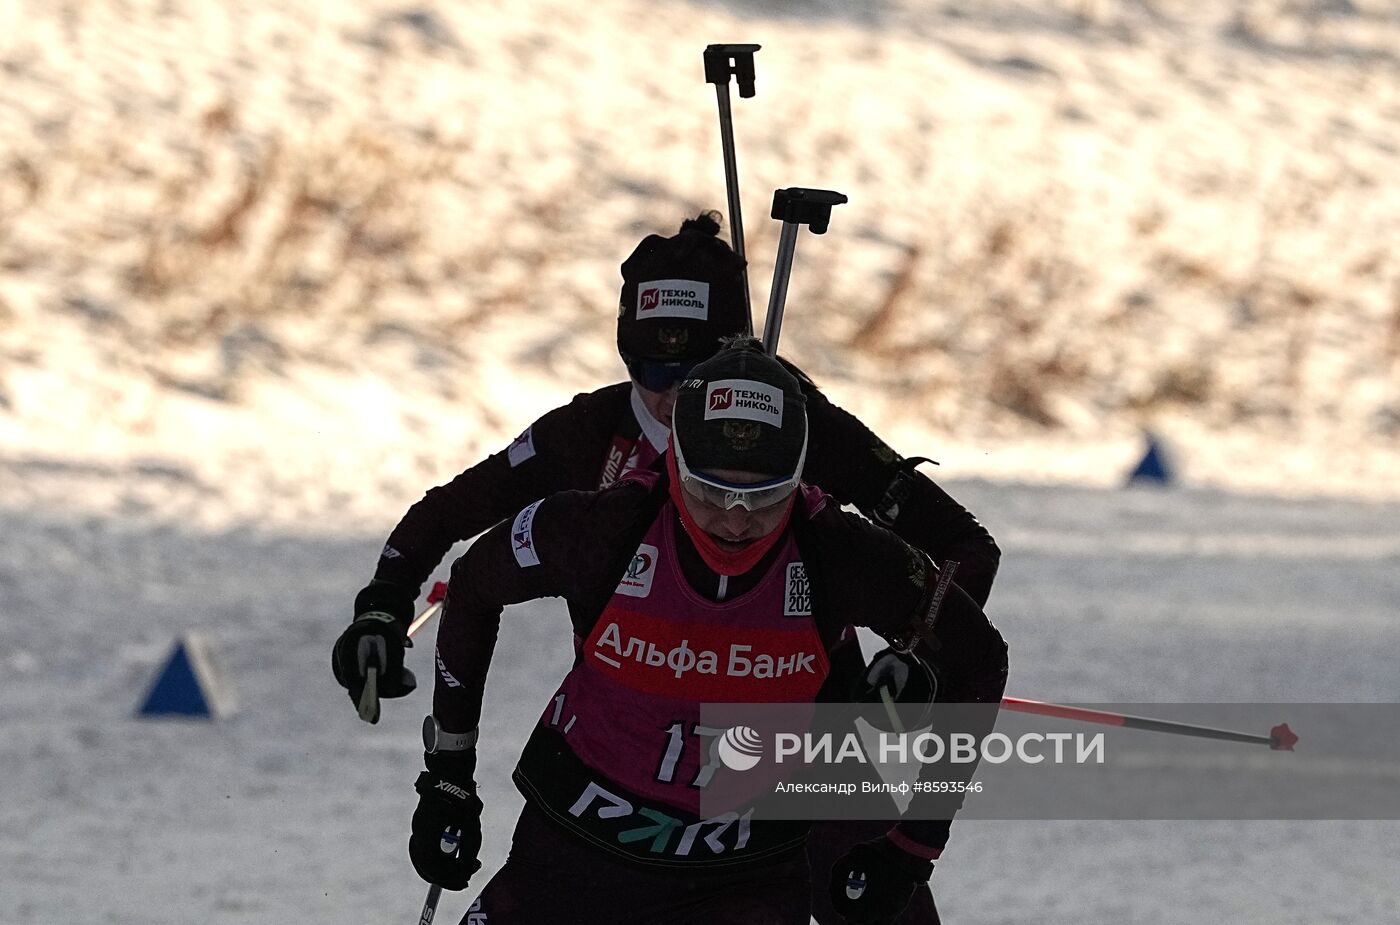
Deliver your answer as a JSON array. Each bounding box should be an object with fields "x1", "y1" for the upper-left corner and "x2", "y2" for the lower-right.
[
  {"x1": 363, "y1": 376, "x2": 1003, "y2": 924},
  {"x1": 433, "y1": 471, "x2": 1008, "y2": 924}
]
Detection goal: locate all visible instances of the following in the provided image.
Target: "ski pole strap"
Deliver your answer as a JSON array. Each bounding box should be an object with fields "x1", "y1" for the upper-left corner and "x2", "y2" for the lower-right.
[
  {"x1": 871, "y1": 456, "x2": 937, "y2": 527},
  {"x1": 892, "y1": 559, "x2": 959, "y2": 654}
]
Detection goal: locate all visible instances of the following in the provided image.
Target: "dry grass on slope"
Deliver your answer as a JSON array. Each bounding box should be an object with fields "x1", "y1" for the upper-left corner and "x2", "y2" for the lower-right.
[{"x1": 2, "y1": 0, "x2": 1398, "y2": 505}]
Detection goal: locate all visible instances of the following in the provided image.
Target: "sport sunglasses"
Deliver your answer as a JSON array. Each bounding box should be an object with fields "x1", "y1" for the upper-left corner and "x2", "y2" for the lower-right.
[{"x1": 671, "y1": 419, "x2": 808, "y2": 512}]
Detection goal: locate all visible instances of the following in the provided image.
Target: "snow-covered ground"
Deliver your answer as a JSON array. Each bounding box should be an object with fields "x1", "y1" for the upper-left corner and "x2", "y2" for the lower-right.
[{"x1": 2, "y1": 478, "x2": 1397, "y2": 923}]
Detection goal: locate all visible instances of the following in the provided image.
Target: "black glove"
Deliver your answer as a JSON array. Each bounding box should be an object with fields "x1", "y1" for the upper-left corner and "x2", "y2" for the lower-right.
[
  {"x1": 850, "y1": 648, "x2": 937, "y2": 732},
  {"x1": 332, "y1": 581, "x2": 418, "y2": 719},
  {"x1": 409, "y1": 751, "x2": 484, "y2": 890},
  {"x1": 829, "y1": 835, "x2": 934, "y2": 925}
]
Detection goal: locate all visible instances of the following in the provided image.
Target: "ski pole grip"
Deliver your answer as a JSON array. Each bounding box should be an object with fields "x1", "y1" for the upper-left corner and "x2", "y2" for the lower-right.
[
  {"x1": 704, "y1": 44, "x2": 761, "y2": 97},
  {"x1": 357, "y1": 665, "x2": 380, "y2": 724},
  {"x1": 770, "y1": 187, "x2": 848, "y2": 235}
]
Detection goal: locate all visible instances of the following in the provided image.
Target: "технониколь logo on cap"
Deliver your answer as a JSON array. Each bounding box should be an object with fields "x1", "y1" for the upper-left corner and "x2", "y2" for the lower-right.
[
  {"x1": 703, "y1": 379, "x2": 783, "y2": 427},
  {"x1": 636, "y1": 278, "x2": 710, "y2": 321}
]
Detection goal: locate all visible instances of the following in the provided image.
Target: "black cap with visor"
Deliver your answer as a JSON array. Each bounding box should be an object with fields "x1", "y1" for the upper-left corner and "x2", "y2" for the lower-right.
[{"x1": 671, "y1": 339, "x2": 808, "y2": 511}]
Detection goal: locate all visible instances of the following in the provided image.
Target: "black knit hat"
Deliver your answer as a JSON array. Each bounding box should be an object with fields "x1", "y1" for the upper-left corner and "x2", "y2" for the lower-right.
[
  {"x1": 672, "y1": 338, "x2": 807, "y2": 479},
  {"x1": 617, "y1": 212, "x2": 748, "y2": 362}
]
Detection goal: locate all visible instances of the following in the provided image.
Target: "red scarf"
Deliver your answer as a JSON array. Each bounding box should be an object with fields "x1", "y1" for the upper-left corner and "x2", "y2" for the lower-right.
[{"x1": 665, "y1": 441, "x2": 795, "y2": 577}]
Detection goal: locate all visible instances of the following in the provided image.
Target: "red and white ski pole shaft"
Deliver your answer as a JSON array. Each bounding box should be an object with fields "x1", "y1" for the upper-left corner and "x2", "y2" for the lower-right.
[
  {"x1": 408, "y1": 581, "x2": 450, "y2": 639},
  {"x1": 1001, "y1": 697, "x2": 1298, "y2": 751},
  {"x1": 704, "y1": 43, "x2": 760, "y2": 331},
  {"x1": 355, "y1": 581, "x2": 450, "y2": 723},
  {"x1": 761, "y1": 187, "x2": 847, "y2": 355}
]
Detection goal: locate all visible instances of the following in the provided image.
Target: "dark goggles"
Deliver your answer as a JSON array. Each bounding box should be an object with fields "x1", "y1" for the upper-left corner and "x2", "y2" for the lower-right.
[{"x1": 623, "y1": 354, "x2": 699, "y2": 393}]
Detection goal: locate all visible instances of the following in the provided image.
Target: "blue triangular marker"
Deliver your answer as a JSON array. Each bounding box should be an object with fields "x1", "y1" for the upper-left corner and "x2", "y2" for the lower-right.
[
  {"x1": 138, "y1": 635, "x2": 232, "y2": 718},
  {"x1": 1127, "y1": 433, "x2": 1175, "y2": 486}
]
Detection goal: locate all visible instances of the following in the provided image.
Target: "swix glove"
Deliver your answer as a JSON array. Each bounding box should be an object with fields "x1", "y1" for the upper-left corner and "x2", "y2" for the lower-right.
[
  {"x1": 829, "y1": 835, "x2": 934, "y2": 925},
  {"x1": 409, "y1": 751, "x2": 483, "y2": 891}
]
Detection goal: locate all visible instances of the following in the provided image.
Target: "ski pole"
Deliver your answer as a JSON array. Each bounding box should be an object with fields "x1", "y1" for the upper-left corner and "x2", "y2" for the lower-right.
[
  {"x1": 418, "y1": 884, "x2": 443, "y2": 925},
  {"x1": 703, "y1": 43, "x2": 760, "y2": 330},
  {"x1": 1001, "y1": 697, "x2": 1299, "y2": 751},
  {"x1": 356, "y1": 581, "x2": 451, "y2": 724},
  {"x1": 762, "y1": 187, "x2": 848, "y2": 355},
  {"x1": 408, "y1": 580, "x2": 450, "y2": 639},
  {"x1": 417, "y1": 825, "x2": 464, "y2": 924}
]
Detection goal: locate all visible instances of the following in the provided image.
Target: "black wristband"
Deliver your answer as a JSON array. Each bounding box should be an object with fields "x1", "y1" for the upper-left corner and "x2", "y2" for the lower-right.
[
  {"x1": 423, "y1": 748, "x2": 478, "y2": 781},
  {"x1": 353, "y1": 579, "x2": 415, "y2": 627}
]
